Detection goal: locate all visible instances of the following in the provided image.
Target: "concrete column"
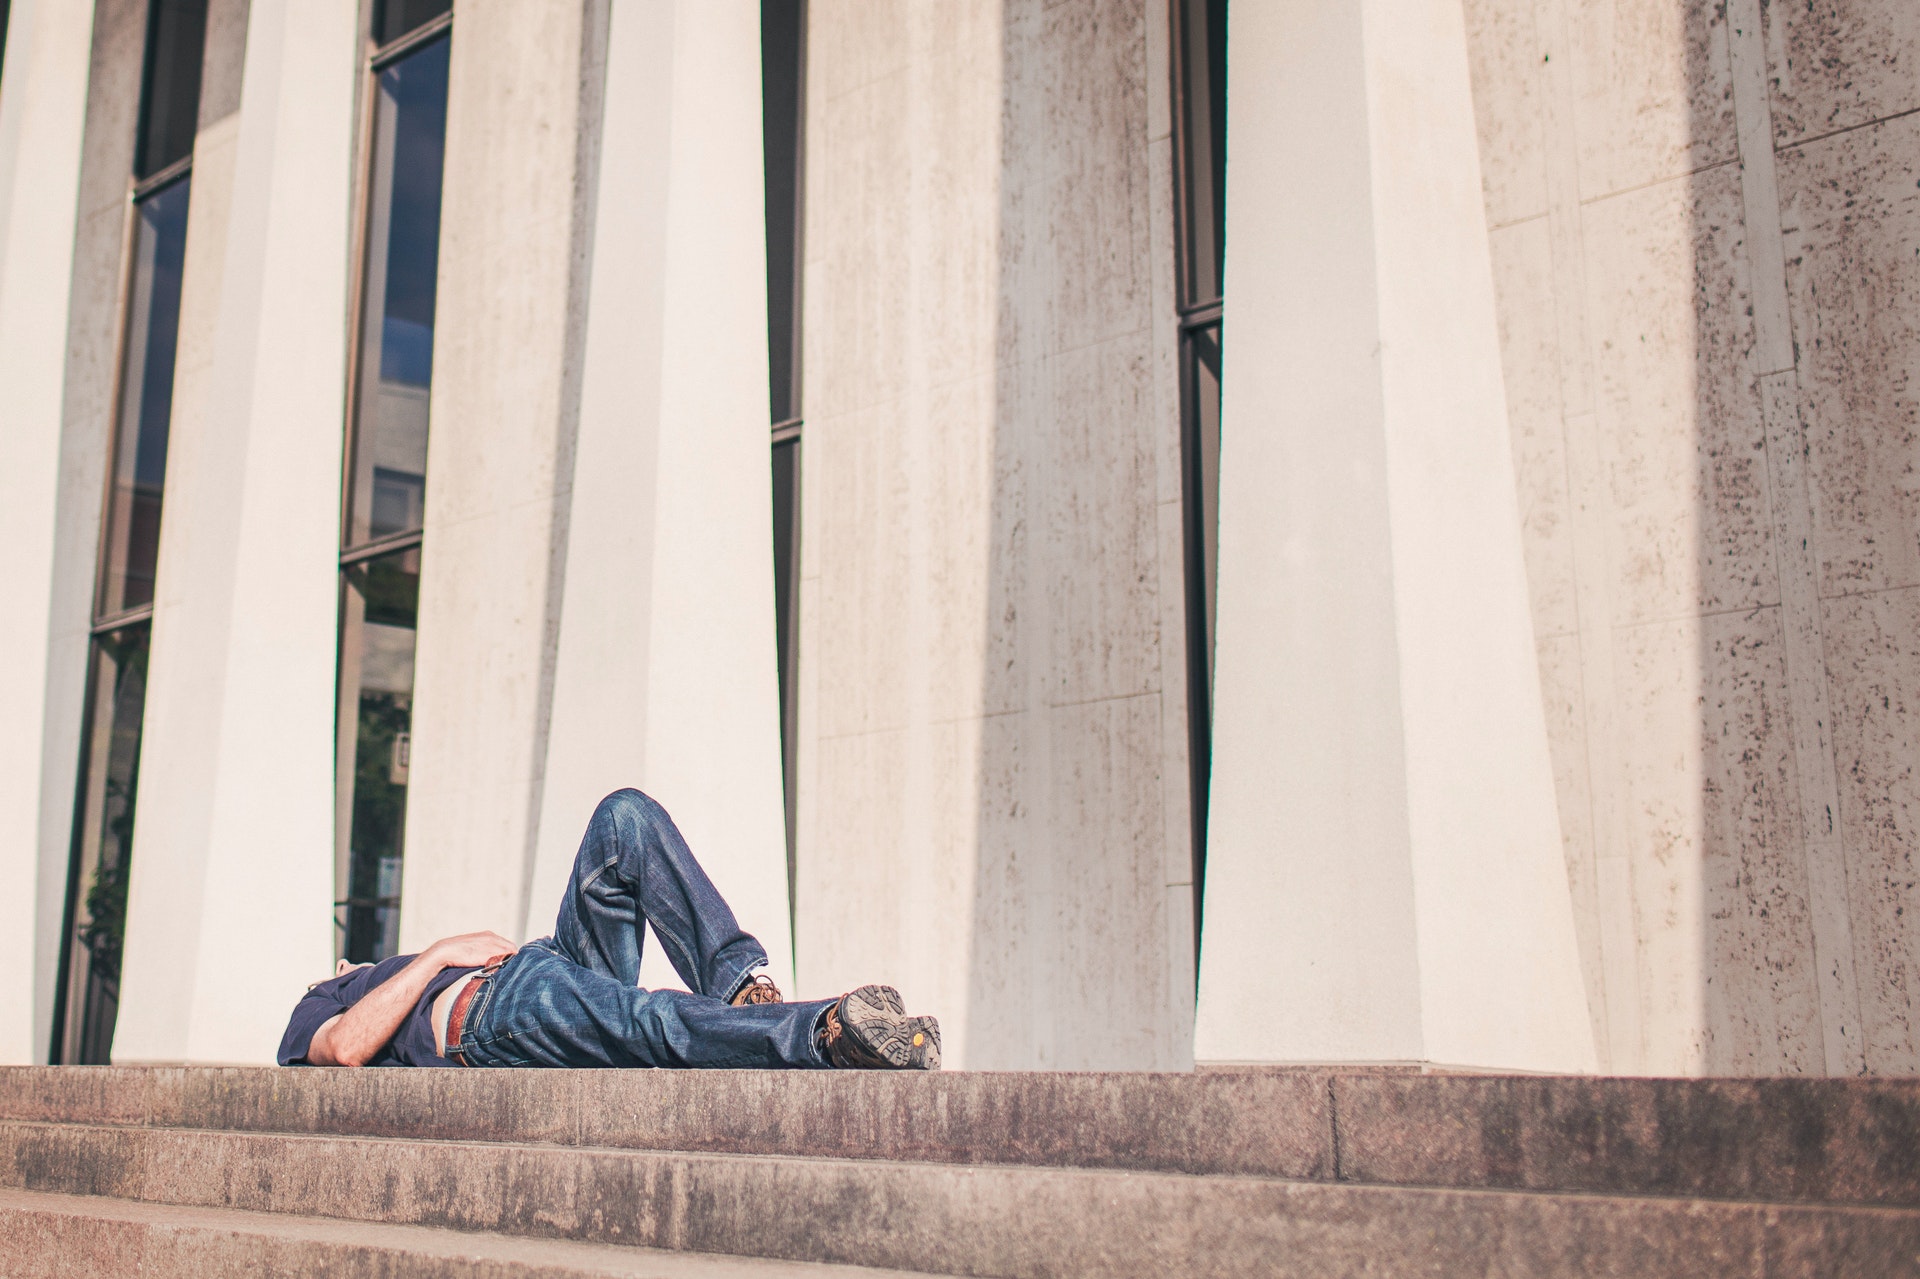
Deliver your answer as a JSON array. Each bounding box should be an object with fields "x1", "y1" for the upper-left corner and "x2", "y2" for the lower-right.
[
  {"x1": 521, "y1": 0, "x2": 792, "y2": 990},
  {"x1": 398, "y1": 0, "x2": 605, "y2": 951},
  {"x1": 1193, "y1": 0, "x2": 1595, "y2": 1071},
  {"x1": 115, "y1": 0, "x2": 359, "y2": 1062},
  {"x1": 0, "y1": 0, "x2": 98, "y2": 1064}
]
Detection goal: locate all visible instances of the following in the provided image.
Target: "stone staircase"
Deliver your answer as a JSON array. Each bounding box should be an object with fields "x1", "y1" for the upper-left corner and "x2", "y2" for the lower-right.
[{"x1": 0, "y1": 1065, "x2": 1913, "y2": 1276}]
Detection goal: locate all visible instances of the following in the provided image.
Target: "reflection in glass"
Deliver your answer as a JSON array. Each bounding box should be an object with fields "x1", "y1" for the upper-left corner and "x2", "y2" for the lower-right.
[
  {"x1": 346, "y1": 35, "x2": 448, "y2": 548},
  {"x1": 375, "y1": 0, "x2": 452, "y2": 47},
  {"x1": 335, "y1": 549, "x2": 420, "y2": 963},
  {"x1": 99, "y1": 177, "x2": 191, "y2": 618},
  {"x1": 1187, "y1": 322, "x2": 1221, "y2": 693},
  {"x1": 54, "y1": 626, "x2": 151, "y2": 1064},
  {"x1": 134, "y1": 0, "x2": 208, "y2": 178},
  {"x1": 1179, "y1": 316, "x2": 1221, "y2": 943},
  {"x1": 762, "y1": 0, "x2": 806, "y2": 425},
  {"x1": 1174, "y1": 0, "x2": 1227, "y2": 308},
  {"x1": 771, "y1": 438, "x2": 801, "y2": 894}
]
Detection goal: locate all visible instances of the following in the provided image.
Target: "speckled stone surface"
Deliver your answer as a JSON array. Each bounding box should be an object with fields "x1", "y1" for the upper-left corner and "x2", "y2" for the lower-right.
[
  {"x1": 2, "y1": 1067, "x2": 1919, "y2": 1277},
  {"x1": 0, "y1": 1120, "x2": 1914, "y2": 1279},
  {"x1": 1463, "y1": 0, "x2": 1920, "y2": 1077},
  {"x1": 0, "y1": 1187, "x2": 934, "y2": 1279},
  {"x1": 4, "y1": 1066, "x2": 1920, "y2": 1206}
]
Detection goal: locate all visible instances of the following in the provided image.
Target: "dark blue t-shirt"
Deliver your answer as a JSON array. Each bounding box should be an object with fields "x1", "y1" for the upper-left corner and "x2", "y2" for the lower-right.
[{"x1": 277, "y1": 955, "x2": 478, "y2": 1067}]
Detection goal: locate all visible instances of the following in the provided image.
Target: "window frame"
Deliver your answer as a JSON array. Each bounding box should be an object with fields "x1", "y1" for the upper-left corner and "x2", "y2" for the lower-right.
[
  {"x1": 51, "y1": 0, "x2": 211, "y2": 1065},
  {"x1": 1169, "y1": 0, "x2": 1225, "y2": 961},
  {"x1": 329, "y1": 2, "x2": 454, "y2": 964}
]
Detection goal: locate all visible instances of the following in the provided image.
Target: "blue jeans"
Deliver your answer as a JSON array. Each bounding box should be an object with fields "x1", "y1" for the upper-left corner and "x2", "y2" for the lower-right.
[{"x1": 453, "y1": 789, "x2": 834, "y2": 1068}]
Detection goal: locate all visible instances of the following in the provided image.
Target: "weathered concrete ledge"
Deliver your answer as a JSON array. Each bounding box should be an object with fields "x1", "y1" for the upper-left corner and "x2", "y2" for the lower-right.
[
  {"x1": 0, "y1": 1186, "x2": 927, "y2": 1279},
  {"x1": 0, "y1": 1067, "x2": 1913, "y2": 1207},
  {"x1": 2, "y1": 1120, "x2": 1916, "y2": 1279}
]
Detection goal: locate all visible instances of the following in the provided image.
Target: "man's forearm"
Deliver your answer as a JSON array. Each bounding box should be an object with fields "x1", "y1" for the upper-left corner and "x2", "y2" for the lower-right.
[
  {"x1": 311, "y1": 948, "x2": 448, "y2": 1066},
  {"x1": 306, "y1": 931, "x2": 519, "y2": 1066}
]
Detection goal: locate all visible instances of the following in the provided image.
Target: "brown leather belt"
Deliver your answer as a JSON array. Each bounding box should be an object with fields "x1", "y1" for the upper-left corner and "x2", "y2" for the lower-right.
[{"x1": 445, "y1": 969, "x2": 490, "y2": 1066}]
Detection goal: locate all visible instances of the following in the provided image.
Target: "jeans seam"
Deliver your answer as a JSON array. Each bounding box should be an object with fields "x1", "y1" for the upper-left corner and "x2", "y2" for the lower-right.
[{"x1": 577, "y1": 856, "x2": 619, "y2": 893}]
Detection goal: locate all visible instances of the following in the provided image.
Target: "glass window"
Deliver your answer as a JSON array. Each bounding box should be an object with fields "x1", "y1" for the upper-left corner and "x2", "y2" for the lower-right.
[
  {"x1": 765, "y1": 1, "x2": 807, "y2": 935},
  {"x1": 763, "y1": 0, "x2": 806, "y2": 426},
  {"x1": 99, "y1": 176, "x2": 191, "y2": 618},
  {"x1": 1185, "y1": 321, "x2": 1221, "y2": 694},
  {"x1": 53, "y1": 0, "x2": 210, "y2": 1069},
  {"x1": 1173, "y1": 0, "x2": 1226, "y2": 948},
  {"x1": 345, "y1": 34, "x2": 448, "y2": 549},
  {"x1": 771, "y1": 437, "x2": 801, "y2": 884},
  {"x1": 54, "y1": 625, "x2": 151, "y2": 1065},
  {"x1": 135, "y1": 0, "x2": 209, "y2": 178},
  {"x1": 335, "y1": 549, "x2": 420, "y2": 963},
  {"x1": 1174, "y1": 0, "x2": 1226, "y2": 309},
  {"x1": 375, "y1": 0, "x2": 452, "y2": 48}
]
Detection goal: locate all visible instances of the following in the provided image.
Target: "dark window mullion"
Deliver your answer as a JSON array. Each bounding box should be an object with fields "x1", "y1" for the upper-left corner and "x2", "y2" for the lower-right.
[
  {"x1": 54, "y1": 1, "x2": 212, "y2": 1063},
  {"x1": 1171, "y1": 0, "x2": 1225, "y2": 967},
  {"x1": 764, "y1": 0, "x2": 808, "y2": 959},
  {"x1": 333, "y1": 21, "x2": 450, "y2": 964}
]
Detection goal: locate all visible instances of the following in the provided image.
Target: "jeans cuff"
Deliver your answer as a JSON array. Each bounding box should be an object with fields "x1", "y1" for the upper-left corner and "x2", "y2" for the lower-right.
[{"x1": 718, "y1": 955, "x2": 770, "y2": 1004}]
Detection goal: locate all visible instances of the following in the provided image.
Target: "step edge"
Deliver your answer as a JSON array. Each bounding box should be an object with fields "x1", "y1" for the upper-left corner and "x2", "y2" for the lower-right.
[
  {"x1": 5, "y1": 1117, "x2": 1920, "y2": 1217},
  {"x1": 0, "y1": 1185, "x2": 947, "y2": 1278}
]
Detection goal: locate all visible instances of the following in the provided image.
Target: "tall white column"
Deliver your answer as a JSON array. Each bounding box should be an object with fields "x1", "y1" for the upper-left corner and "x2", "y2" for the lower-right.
[
  {"x1": 522, "y1": 0, "x2": 792, "y2": 992},
  {"x1": 1194, "y1": 0, "x2": 1595, "y2": 1071},
  {"x1": 0, "y1": 0, "x2": 98, "y2": 1064},
  {"x1": 396, "y1": 0, "x2": 604, "y2": 953},
  {"x1": 115, "y1": 0, "x2": 359, "y2": 1063}
]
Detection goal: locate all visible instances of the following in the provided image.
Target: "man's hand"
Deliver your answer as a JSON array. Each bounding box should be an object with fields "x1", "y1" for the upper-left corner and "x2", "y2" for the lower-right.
[
  {"x1": 306, "y1": 931, "x2": 520, "y2": 1066},
  {"x1": 427, "y1": 931, "x2": 519, "y2": 970}
]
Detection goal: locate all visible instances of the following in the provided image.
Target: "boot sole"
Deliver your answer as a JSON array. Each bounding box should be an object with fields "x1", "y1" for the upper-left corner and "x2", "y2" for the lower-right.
[{"x1": 840, "y1": 985, "x2": 941, "y2": 1070}]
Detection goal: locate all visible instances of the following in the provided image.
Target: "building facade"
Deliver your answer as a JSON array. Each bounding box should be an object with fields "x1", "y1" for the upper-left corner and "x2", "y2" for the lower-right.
[{"x1": 0, "y1": 0, "x2": 1914, "y2": 1075}]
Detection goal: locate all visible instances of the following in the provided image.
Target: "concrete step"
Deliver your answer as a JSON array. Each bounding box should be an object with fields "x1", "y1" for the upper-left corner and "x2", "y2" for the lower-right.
[
  {"x1": 0, "y1": 1066, "x2": 1914, "y2": 1206},
  {"x1": 0, "y1": 1185, "x2": 938, "y2": 1278},
  {"x1": 0, "y1": 1116, "x2": 1916, "y2": 1277},
  {"x1": 2, "y1": 1067, "x2": 1918, "y2": 1277}
]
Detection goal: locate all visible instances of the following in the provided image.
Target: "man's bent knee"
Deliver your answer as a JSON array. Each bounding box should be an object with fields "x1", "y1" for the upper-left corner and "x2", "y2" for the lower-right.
[{"x1": 595, "y1": 787, "x2": 668, "y2": 831}]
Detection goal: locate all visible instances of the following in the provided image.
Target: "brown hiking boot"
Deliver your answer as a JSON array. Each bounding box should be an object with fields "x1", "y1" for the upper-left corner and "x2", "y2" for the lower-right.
[
  {"x1": 821, "y1": 985, "x2": 940, "y2": 1070},
  {"x1": 731, "y1": 974, "x2": 784, "y2": 1006}
]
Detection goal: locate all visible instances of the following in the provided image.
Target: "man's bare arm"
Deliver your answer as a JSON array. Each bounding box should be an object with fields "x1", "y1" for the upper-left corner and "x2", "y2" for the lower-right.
[{"x1": 306, "y1": 931, "x2": 517, "y2": 1067}]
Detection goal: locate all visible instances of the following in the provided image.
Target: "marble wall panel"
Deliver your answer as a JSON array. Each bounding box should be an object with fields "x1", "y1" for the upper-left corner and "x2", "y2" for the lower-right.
[
  {"x1": 800, "y1": 0, "x2": 1181, "y2": 1069},
  {"x1": 1822, "y1": 588, "x2": 1920, "y2": 1073},
  {"x1": 1023, "y1": 0, "x2": 1150, "y2": 357},
  {"x1": 918, "y1": 1, "x2": 1002, "y2": 391},
  {"x1": 74, "y1": 0, "x2": 144, "y2": 222},
  {"x1": 1536, "y1": 631, "x2": 1607, "y2": 1054},
  {"x1": 1765, "y1": 0, "x2": 1920, "y2": 147},
  {"x1": 1582, "y1": 167, "x2": 1776, "y2": 626},
  {"x1": 1043, "y1": 337, "x2": 1160, "y2": 706},
  {"x1": 1034, "y1": 693, "x2": 1170, "y2": 1070},
  {"x1": 1567, "y1": 0, "x2": 1736, "y2": 200},
  {"x1": 960, "y1": 709, "x2": 1033, "y2": 1069},
  {"x1": 807, "y1": 0, "x2": 909, "y2": 103},
  {"x1": 1488, "y1": 216, "x2": 1580, "y2": 639},
  {"x1": 1693, "y1": 607, "x2": 1823, "y2": 1074},
  {"x1": 1612, "y1": 615, "x2": 1709, "y2": 1074},
  {"x1": 794, "y1": 727, "x2": 911, "y2": 1000},
  {"x1": 1609, "y1": 604, "x2": 1826, "y2": 1075},
  {"x1": 1778, "y1": 113, "x2": 1920, "y2": 598},
  {"x1": 806, "y1": 68, "x2": 911, "y2": 423},
  {"x1": 1462, "y1": 0, "x2": 1549, "y2": 226},
  {"x1": 810, "y1": 402, "x2": 912, "y2": 739},
  {"x1": 401, "y1": 0, "x2": 598, "y2": 949},
  {"x1": 926, "y1": 375, "x2": 997, "y2": 727},
  {"x1": 1466, "y1": 0, "x2": 1917, "y2": 1076}
]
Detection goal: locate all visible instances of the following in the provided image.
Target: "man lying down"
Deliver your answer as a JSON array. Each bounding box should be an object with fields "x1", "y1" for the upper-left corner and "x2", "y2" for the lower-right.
[{"x1": 277, "y1": 789, "x2": 940, "y2": 1072}]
